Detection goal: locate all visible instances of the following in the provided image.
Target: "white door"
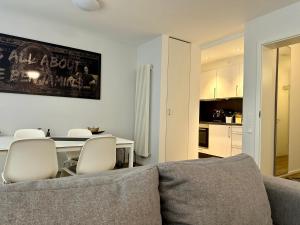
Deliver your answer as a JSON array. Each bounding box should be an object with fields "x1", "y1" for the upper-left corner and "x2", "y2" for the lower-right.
[
  {"x1": 199, "y1": 69, "x2": 217, "y2": 99},
  {"x1": 260, "y1": 46, "x2": 277, "y2": 175},
  {"x1": 209, "y1": 125, "x2": 232, "y2": 157},
  {"x1": 216, "y1": 65, "x2": 238, "y2": 98},
  {"x1": 165, "y1": 38, "x2": 191, "y2": 162},
  {"x1": 288, "y1": 44, "x2": 300, "y2": 173}
]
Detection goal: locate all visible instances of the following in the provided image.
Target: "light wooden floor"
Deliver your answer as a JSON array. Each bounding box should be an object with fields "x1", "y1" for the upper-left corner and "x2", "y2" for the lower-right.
[
  {"x1": 285, "y1": 172, "x2": 300, "y2": 181},
  {"x1": 275, "y1": 155, "x2": 288, "y2": 176}
]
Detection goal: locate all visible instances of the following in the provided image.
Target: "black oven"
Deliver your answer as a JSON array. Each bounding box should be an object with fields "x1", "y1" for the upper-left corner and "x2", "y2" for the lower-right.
[{"x1": 199, "y1": 127, "x2": 209, "y2": 148}]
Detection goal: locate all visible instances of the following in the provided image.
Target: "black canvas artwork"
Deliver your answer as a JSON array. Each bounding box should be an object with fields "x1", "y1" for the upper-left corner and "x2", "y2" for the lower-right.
[{"x1": 0, "y1": 33, "x2": 101, "y2": 99}]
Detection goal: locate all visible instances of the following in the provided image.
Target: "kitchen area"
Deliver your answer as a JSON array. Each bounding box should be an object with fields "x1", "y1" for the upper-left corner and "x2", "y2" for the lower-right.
[{"x1": 199, "y1": 36, "x2": 244, "y2": 158}]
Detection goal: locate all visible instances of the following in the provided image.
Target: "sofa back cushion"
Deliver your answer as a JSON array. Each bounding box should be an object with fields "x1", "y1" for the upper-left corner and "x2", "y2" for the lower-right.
[
  {"x1": 0, "y1": 166, "x2": 162, "y2": 225},
  {"x1": 158, "y1": 154, "x2": 273, "y2": 225}
]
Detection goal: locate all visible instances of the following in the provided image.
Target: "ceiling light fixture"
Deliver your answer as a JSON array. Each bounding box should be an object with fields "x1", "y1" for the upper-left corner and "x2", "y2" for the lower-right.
[{"x1": 72, "y1": 0, "x2": 102, "y2": 11}]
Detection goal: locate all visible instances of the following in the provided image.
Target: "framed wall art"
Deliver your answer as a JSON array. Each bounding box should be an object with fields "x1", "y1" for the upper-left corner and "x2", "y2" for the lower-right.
[{"x1": 0, "y1": 33, "x2": 101, "y2": 99}]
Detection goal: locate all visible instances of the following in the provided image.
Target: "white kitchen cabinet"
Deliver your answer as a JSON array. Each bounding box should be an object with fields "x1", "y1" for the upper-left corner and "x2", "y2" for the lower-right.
[
  {"x1": 216, "y1": 65, "x2": 238, "y2": 98},
  {"x1": 165, "y1": 38, "x2": 190, "y2": 162},
  {"x1": 232, "y1": 126, "x2": 243, "y2": 133},
  {"x1": 209, "y1": 125, "x2": 232, "y2": 157},
  {"x1": 200, "y1": 63, "x2": 243, "y2": 99},
  {"x1": 231, "y1": 147, "x2": 242, "y2": 156},
  {"x1": 199, "y1": 125, "x2": 243, "y2": 157},
  {"x1": 231, "y1": 134, "x2": 242, "y2": 148},
  {"x1": 231, "y1": 126, "x2": 243, "y2": 156},
  {"x1": 199, "y1": 70, "x2": 217, "y2": 99}
]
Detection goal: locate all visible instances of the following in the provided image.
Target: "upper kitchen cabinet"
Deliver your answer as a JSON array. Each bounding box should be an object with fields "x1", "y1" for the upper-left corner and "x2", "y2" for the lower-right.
[
  {"x1": 200, "y1": 62, "x2": 243, "y2": 99},
  {"x1": 199, "y1": 69, "x2": 217, "y2": 99},
  {"x1": 216, "y1": 64, "x2": 240, "y2": 98},
  {"x1": 200, "y1": 36, "x2": 244, "y2": 100}
]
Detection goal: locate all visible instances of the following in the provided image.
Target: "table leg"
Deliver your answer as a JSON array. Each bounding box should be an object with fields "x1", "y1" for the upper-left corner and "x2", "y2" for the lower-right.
[{"x1": 128, "y1": 143, "x2": 134, "y2": 168}]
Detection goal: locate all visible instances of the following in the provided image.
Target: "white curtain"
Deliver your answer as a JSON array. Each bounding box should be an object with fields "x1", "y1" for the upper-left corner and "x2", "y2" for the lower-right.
[{"x1": 134, "y1": 64, "x2": 151, "y2": 157}]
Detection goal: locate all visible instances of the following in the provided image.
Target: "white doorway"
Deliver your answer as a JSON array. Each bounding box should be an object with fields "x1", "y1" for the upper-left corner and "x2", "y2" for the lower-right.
[{"x1": 260, "y1": 36, "x2": 300, "y2": 177}]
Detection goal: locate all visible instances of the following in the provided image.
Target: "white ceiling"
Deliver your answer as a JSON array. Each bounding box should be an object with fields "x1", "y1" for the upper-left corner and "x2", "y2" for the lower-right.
[
  {"x1": 0, "y1": 0, "x2": 299, "y2": 45},
  {"x1": 201, "y1": 37, "x2": 244, "y2": 64}
]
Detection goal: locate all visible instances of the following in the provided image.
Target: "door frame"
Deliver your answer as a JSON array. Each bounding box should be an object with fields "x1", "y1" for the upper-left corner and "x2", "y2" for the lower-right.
[{"x1": 255, "y1": 34, "x2": 300, "y2": 172}]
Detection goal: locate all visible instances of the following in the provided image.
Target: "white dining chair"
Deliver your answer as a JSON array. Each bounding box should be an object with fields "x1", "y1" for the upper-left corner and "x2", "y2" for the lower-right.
[
  {"x1": 64, "y1": 129, "x2": 93, "y2": 165},
  {"x1": 2, "y1": 139, "x2": 58, "y2": 183},
  {"x1": 67, "y1": 129, "x2": 92, "y2": 138},
  {"x1": 63, "y1": 136, "x2": 116, "y2": 176},
  {"x1": 14, "y1": 129, "x2": 45, "y2": 139}
]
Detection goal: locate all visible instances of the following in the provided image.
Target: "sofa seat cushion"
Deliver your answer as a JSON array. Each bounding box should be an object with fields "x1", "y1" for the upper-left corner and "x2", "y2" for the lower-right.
[
  {"x1": 0, "y1": 166, "x2": 162, "y2": 225},
  {"x1": 158, "y1": 154, "x2": 273, "y2": 225}
]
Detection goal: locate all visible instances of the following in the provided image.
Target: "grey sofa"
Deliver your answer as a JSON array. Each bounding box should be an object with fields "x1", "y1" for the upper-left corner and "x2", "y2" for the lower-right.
[{"x1": 0, "y1": 154, "x2": 299, "y2": 225}]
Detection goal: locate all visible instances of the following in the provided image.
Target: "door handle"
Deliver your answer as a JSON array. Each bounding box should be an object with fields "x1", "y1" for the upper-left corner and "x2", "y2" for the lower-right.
[
  {"x1": 236, "y1": 85, "x2": 238, "y2": 96},
  {"x1": 167, "y1": 108, "x2": 171, "y2": 116},
  {"x1": 214, "y1": 88, "x2": 216, "y2": 98},
  {"x1": 228, "y1": 126, "x2": 231, "y2": 138}
]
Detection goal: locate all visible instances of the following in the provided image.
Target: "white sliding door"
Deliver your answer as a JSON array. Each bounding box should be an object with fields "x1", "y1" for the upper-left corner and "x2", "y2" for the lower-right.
[{"x1": 260, "y1": 46, "x2": 277, "y2": 175}]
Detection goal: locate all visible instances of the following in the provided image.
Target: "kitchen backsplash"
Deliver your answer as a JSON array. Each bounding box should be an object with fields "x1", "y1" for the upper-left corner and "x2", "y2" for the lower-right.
[{"x1": 199, "y1": 98, "x2": 243, "y2": 123}]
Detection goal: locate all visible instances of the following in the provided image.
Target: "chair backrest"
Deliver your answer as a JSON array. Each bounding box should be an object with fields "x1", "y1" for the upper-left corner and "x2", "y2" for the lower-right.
[
  {"x1": 14, "y1": 129, "x2": 45, "y2": 140},
  {"x1": 76, "y1": 137, "x2": 116, "y2": 175},
  {"x1": 3, "y1": 139, "x2": 58, "y2": 183},
  {"x1": 67, "y1": 129, "x2": 92, "y2": 137}
]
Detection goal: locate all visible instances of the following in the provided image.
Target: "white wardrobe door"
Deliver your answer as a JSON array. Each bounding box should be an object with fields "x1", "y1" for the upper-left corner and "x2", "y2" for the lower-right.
[{"x1": 165, "y1": 38, "x2": 191, "y2": 162}]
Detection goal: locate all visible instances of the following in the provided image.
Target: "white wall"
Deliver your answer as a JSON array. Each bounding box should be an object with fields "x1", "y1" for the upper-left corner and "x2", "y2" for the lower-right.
[
  {"x1": 201, "y1": 55, "x2": 243, "y2": 72},
  {"x1": 136, "y1": 36, "x2": 163, "y2": 165},
  {"x1": 0, "y1": 10, "x2": 137, "y2": 138},
  {"x1": 244, "y1": 1, "x2": 300, "y2": 167}
]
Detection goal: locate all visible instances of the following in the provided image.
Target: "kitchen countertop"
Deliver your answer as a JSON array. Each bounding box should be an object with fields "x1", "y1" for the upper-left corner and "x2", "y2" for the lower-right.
[{"x1": 199, "y1": 121, "x2": 243, "y2": 126}]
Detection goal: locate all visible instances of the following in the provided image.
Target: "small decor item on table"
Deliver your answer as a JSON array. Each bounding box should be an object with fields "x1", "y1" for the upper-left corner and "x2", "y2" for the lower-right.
[
  {"x1": 88, "y1": 127, "x2": 105, "y2": 135},
  {"x1": 46, "y1": 129, "x2": 51, "y2": 137}
]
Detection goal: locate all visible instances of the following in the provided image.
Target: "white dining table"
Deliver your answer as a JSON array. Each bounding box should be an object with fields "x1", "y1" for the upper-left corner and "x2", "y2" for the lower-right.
[{"x1": 0, "y1": 135, "x2": 135, "y2": 168}]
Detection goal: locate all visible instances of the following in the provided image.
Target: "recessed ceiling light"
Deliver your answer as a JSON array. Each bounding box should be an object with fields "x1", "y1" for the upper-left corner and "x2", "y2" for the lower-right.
[{"x1": 72, "y1": 0, "x2": 102, "y2": 11}]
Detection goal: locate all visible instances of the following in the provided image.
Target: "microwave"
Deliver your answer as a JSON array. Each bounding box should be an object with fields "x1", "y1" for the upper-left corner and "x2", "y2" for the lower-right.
[{"x1": 199, "y1": 126, "x2": 209, "y2": 148}]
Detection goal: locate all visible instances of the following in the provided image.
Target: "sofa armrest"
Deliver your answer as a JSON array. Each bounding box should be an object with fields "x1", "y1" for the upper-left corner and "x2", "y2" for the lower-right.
[{"x1": 263, "y1": 176, "x2": 300, "y2": 225}]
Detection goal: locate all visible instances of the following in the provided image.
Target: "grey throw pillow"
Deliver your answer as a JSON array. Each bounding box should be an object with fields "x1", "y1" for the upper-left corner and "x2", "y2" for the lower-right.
[
  {"x1": 0, "y1": 166, "x2": 162, "y2": 225},
  {"x1": 158, "y1": 154, "x2": 273, "y2": 225}
]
